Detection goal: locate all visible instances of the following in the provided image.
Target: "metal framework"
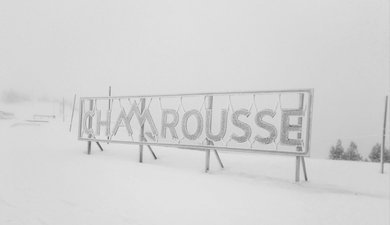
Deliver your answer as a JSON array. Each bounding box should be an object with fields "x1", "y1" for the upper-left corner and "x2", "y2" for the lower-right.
[{"x1": 78, "y1": 89, "x2": 314, "y2": 181}]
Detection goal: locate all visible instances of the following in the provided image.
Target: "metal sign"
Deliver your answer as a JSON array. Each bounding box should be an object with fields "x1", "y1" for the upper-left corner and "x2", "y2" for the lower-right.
[{"x1": 78, "y1": 89, "x2": 313, "y2": 156}]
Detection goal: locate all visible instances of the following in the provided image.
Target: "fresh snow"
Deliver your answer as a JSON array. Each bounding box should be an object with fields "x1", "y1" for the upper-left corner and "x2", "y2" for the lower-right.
[{"x1": 0, "y1": 119, "x2": 388, "y2": 225}]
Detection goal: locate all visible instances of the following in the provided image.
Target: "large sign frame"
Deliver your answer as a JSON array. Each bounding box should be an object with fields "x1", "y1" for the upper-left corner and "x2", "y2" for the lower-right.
[{"x1": 78, "y1": 89, "x2": 313, "y2": 157}]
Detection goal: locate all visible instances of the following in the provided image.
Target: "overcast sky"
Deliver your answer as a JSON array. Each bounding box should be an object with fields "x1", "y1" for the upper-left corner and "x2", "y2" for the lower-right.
[{"x1": 0, "y1": 0, "x2": 389, "y2": 158}]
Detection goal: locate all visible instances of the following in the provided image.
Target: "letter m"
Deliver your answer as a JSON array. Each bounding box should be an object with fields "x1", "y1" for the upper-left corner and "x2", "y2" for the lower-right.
[{"x1": 127, "y1": 101, "x2": 158, "y2": 136}]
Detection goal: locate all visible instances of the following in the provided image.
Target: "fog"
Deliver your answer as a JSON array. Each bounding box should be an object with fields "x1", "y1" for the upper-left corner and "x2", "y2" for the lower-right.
[{"x1": 0, "y1": 0, "x2": 389, "y2": 158}]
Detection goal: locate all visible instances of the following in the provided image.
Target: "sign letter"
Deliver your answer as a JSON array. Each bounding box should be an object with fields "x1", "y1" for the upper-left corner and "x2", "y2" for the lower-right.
[
  {"x1": 181, "y1": 109, "x2": 203, "y2": 140},
  {"x1": 161, "y1": 109, "x2": 179, "y2": 139},
  {"x1": 280, "y1": 109, "x2": 304, "y2": 146},
  {"x1": 83, "y1": 110, "x2": 95, "y2": 136},
  {"x1": 231, "y1": 109, "x2": 251, "y2": 143},
  {"x1": 205, "y1": 109, "x2": 228, "y2": 142},
  {"x1": 96, "y1": 110, "x2": 111, "y2": 136},
  {"x1": 255, "y1": 109, "x2": 277, "y2": 144}
]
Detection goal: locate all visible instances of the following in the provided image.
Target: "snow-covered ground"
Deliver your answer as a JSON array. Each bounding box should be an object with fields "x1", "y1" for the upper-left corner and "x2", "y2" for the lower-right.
[{"x1": 0, "y1": 118, "x2": 388, "y2": 225}]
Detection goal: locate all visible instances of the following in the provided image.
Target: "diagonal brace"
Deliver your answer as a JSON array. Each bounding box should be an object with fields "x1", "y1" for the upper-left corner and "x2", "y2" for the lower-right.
[{"x1": 96, "y1": 142, "x2": 104, "y2": 151}]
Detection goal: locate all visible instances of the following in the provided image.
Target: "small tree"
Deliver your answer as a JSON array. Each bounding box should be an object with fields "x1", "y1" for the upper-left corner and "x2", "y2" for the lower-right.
[
  {"x1": 329, "y1": 140, "x2": 344, "y2": 160},
  {"x1": 385, "y1": 151, "x2": 390, "y2": 162},
  {"x1": 369, "y1": 143, "x2": 381, "y2": 162},
  {"x1": 343, "y1": 142, "x2": 362, "y2": 161},
  {"x1": 369, "y1": 143, "x2": 390, "y2": 162}
]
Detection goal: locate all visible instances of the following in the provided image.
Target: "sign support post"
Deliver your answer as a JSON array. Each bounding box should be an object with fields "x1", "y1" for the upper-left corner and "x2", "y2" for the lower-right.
[
  {"x1": 139, "y1": 98, "x2": 145, "y2": 162},
  {"x1": 138, "y1": 98, "x2": 158, "y2": 163},
  {"x1": 205, "y1": 96, "x2": 212, "y2": 172},
  {"x1": 87, "y1": 99, "x2": 93, "y2": 154},
  {"x1": 205, "y1": 96, "x2": 224, "y2": 172},
  {"x1": 295, "y1": 156, "x2": 301, "y2": 182},
  {"x1": 295, "y1": 93, "x2": 308, "y2": 182},
  {"x1": 108, "y1": 86, "x2": 111, "y2": 109},
  {"x1": 69, "y1": 94, "x2": 77, "y2": 132},
  {"x1": 107, "y1": 86, "x2": 112, "y2": 144},
  {"x1": 380, "y1": 96, "x2": 388, "y2": 174},
  {"x1": 301, "y1": 156, "x2": 308, "y2": 181},
  {"x1": 87, "y1": 99, "x2": 104, "y2": 154}
]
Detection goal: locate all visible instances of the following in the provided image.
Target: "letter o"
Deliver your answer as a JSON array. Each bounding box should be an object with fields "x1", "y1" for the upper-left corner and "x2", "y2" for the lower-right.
[{"x1": 181, "y1": 109, "x2": 203, "y2": 140}]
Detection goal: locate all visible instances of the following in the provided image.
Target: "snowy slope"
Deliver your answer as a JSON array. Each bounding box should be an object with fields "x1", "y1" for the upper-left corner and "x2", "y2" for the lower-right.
[{"x1": 0, "y1": 119, "x2": 388, "y2": 225}]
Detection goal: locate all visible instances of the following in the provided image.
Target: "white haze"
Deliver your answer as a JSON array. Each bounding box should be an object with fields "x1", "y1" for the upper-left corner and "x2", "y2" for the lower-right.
[{"x1": 0, "y1": 0, "x2": 389, "y2": 158}]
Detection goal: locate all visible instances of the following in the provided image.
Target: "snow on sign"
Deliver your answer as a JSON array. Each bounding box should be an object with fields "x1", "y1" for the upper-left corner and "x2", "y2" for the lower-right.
[
  {"x1": 78, "y1": 89, "x2": 313, "y2": 180},
  {"x1": 78, "y1": 89, "x2": 313, "y2": 154}
]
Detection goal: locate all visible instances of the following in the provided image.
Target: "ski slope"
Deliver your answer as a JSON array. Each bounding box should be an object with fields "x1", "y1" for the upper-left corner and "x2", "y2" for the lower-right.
[{"x1": 0, "y1": 118, "x2": 388, "y2": 225}]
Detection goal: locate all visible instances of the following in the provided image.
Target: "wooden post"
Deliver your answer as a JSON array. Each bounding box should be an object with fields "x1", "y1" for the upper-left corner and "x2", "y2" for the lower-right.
[
  {"x1": 69, "y1": 94, "x2": 77, "y2": 132},
  {"x1": 139, "y1": 98, "x2": 146, "y2": 163},
  {"x1": 381, "y1": 96, "x2": 388, "y2": 174}
]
